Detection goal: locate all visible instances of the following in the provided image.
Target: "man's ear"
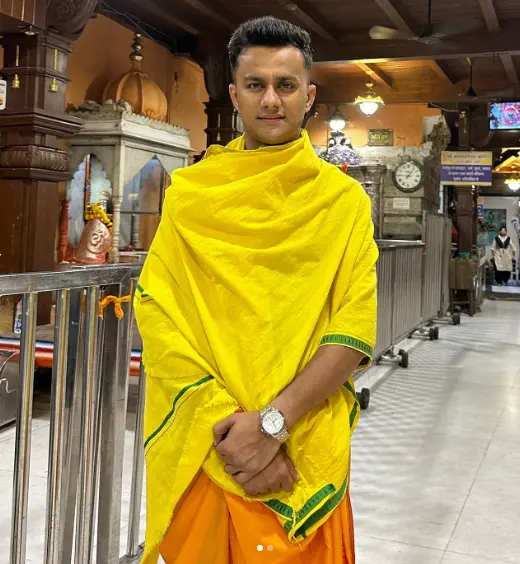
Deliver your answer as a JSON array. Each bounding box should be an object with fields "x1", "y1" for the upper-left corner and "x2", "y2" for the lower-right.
[
  {"x1": 229, "y1": 83, "x2": 239, "y2": 113},
  {"x1": 305, "y1": 83, "x2": 317, "y2": 113}
]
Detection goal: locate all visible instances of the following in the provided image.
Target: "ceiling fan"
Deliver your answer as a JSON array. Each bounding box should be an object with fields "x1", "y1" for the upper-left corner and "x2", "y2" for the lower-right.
[
  {"x1": 369, "y1": 0, "x2": 482, "y2": 44},
  {"x1": 457, "y1": 58, "x2": 516, "y2": 102}
]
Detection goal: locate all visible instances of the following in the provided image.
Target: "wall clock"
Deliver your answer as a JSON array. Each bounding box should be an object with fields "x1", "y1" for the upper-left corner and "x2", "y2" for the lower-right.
[{"x1": 393, "y1": 160, "x2": 424, "y2": 193}]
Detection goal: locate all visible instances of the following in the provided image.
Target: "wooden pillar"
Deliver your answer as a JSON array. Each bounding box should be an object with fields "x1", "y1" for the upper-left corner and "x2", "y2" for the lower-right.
[
  {"x1": 452, "y1": 107, "x2": 477, "y2": 254},
  {"x1": 195, "y1": 35, "x2": 242, "y2": 148},
  {"x1": 455, "y1": 185, "x2": 477, "y2": 254},
  {"x1": 0, "y1": 0, "x2": 99, "y2": 325},
  {"x1": 204, "y1": 101, "x2": 242, "y2": 147}
]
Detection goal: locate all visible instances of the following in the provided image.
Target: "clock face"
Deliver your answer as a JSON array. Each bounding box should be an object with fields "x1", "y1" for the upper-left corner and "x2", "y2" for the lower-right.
[{"x1": 394, "y1": 161, "x2": 423, "y2": 192}]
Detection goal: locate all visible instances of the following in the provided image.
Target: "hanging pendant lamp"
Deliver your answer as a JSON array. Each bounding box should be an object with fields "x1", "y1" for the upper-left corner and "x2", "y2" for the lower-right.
[{"x1": 354, "y1": 82, "x2": 384, "y2": 117}]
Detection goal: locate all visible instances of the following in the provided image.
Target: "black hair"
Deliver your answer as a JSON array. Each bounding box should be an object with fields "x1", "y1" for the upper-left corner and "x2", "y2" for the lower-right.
[{"x1": 228, "y1": 16, "x2": 313, "y2": 77}]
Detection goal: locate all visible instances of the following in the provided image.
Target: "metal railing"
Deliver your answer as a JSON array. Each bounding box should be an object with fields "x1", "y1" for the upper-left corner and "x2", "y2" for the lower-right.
[
  {"x1": 372, "y1": 241, "x2": 424, "y2": 366},
  {"x1": 0, "y1": 264, "x2": 145, "y2": 564},
  {"x1": 421, "y1": 212, "x2": 454, "y2": 325},
  {"x1": 0, "y1": 228, "x2": 456, "y2": 560}
]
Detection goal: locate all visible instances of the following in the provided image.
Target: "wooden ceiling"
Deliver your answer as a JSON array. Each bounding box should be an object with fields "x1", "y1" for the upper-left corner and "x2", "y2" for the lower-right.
[{"x1": 102, "y1": 0, "x2": 520, "y2": 104}]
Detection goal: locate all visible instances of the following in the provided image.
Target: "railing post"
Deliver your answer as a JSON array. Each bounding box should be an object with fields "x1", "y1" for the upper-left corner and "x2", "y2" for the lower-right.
[
  {"x1": 44, "y1": 289, "x2": 70, "y2": 564},
  {"x1": 75, "y1": 286, "x2": 102, "y2": 563},
  {"x1": 127, "y1": 359, "x2": 146, "y2": 557},
  {"x1": 96, "y1": 278, "x2": 135, "y2": 561},
  {"x1": 59, "y1": 289, "x2": 86, "y2": 563},
  {"x1": 10, "y1": 293, "x2": 38, "y2": 564}
]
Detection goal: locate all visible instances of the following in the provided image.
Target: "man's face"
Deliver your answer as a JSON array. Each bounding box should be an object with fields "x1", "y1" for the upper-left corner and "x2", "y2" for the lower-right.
[
  {"x1": 500, "y1": 228, "x2": 507, "y2": 237},
  {"x1": 229, "y1": 46, "x2": 316, "y2": 150}
]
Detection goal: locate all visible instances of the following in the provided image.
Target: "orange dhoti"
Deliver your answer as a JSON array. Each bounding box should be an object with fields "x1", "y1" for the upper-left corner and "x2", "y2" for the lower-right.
[{"x1": 160, "y1": 472, "x2": 355, "y2": 564}]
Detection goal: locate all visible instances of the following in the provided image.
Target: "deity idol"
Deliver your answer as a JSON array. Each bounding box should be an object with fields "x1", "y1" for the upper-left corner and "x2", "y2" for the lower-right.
[{"x1": 73, "y1": 204, "x2": 113, "y2": 264}]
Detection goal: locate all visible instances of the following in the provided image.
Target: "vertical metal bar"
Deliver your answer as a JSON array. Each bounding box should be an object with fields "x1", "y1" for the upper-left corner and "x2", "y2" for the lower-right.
[
  {"x1": 44, "y1": 289, "x2": 70, "y2": 564},
  {"x1": 10, "y1": 292, "x2": 38, "y2": 564},
  {"x1": 75, "y1": 286, "x2": 101, "y2": 564},
  {"x1": 390, "y1": 246, "x2": 397, "y2": 348},
  {"x1": 97, "y1": 278, "x2": 135, "y2": 561},
  {"x1": 127, "y1": 359, "x2": 146, "y2": 557},
  {"x1": 59, "y1": 290, "x2": 86, "y2": 563},
  {"x1": 88, "y1": 314, "x2": 106, "y2": 551}
]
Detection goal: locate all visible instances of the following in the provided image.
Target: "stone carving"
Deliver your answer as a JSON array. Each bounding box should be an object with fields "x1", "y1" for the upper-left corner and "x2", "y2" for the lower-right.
[
  {"x1": 348, "y1": 165, "x2": 386, "y2": 238},
  {"x1": 0, "y1": 145, "x2": 70, "y2": 171},
  {"x1": 424, "y1": 119, "x2": 451, "y2": 153},
  {"x1": 67, "y1": 100, "x2": 189, "y2": 136},
  {"x1": 47, "y1": 0, "x2": 100, "y2": 36}
]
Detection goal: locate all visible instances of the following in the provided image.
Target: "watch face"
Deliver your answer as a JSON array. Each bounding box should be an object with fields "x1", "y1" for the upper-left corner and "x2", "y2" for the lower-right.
[
  {"x1": 262, "y1": 410, "x2": 284, "y2": 435},
  {"x1": 395, "y1": 161, "x2": 422, "y2": 192}
]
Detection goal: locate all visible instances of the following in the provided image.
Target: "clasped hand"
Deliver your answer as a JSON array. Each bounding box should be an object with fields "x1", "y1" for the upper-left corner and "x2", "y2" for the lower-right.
[{"x1": 213, "y1": 411, "x2": 299, "y2": 496}]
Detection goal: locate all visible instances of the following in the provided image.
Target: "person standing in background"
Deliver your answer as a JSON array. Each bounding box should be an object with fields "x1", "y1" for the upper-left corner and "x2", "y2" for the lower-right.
[{"x1": 492, "y1": 226, "x2": 517, "y2": 285}]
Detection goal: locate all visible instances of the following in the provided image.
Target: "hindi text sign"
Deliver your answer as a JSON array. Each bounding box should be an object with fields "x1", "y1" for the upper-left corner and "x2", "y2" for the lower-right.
[{"x1": 441, "y1": 151, "x2": 493, "y2": 186}]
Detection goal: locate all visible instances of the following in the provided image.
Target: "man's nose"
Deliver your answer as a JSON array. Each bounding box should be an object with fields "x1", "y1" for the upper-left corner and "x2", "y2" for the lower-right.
[{"x1": 261, "y1": 86, "x2": 281, "y2": 109}]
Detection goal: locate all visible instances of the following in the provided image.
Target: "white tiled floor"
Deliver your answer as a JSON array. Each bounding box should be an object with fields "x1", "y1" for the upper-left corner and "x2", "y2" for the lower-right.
[
  {"x1": 352, "y1": 300, "x2": 520, "y2": 564},
  {"x1": 0, "y1": 300, "x2": 519, "y2": 563}
]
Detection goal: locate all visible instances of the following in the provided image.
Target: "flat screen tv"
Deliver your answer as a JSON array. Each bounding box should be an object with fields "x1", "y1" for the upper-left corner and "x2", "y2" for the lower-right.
[{"x1": 490, "y1": 102, "x2": 520, "y2": 130}]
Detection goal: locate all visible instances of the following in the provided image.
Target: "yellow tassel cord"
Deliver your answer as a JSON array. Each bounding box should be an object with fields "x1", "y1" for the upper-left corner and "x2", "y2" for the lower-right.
[{"x1": 98, "y1": 295, "x2": 131, "y2": 320}]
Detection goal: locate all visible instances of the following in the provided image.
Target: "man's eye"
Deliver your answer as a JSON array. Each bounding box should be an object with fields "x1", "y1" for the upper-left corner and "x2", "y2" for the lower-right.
[
  {"x1": 248, "y1": 83, "x2": 262, "y2": 90},
  {"x1": 280, "y1": 83, "x2": 294, "y2": 90}
]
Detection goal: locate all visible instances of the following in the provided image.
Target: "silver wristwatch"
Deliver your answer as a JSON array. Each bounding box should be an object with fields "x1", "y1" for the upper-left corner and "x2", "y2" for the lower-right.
[{"x1": 260, "y1": 406, "x2": 289, "y2": 443}]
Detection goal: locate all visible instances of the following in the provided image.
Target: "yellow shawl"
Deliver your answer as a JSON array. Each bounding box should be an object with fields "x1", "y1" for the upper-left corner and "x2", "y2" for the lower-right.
[{"x1": 135, "y1": 130, "x2": 378, "y2": 562}]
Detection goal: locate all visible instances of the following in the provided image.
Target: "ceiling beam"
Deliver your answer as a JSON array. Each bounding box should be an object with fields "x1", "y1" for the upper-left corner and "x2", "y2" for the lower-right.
[
  {"x1": 500, "y1": 53, "x2": 519, "y2": 84},
  {"x1": 125, "y1": 0, "x2": 200, "y2": 35},
  {"x1": 373, "y1": 0, "x2": 414, "y2": 35},
  {"x1": 477, "y1": 0, "x2": 519, "y2": 83},
  {"x1": 313, "y1": 28, "x2": 520, "y2": 63},
  {"x1": 181, "y1": 0, "x2": 234, "y2": 30},
  {"x1": 478, "y1": 0, "x2": 500, "y2": 30},
  {"x1": 355, "y1": 62, "x2": 393, "y2": 89},
  {"x1": 425, "y1": 60, "x2": 457, "y2": 84},
  {"x1": 276, "y1": 0, "x2": 335, "y2": 40},
  {"x1": 372, "y1": 0, "x2": 454, "y2": 84}
]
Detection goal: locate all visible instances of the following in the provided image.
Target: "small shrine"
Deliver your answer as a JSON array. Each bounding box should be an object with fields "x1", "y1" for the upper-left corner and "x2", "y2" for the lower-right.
[{"x1": 63, "y1": 34, "x2": 192, "y2": 264}]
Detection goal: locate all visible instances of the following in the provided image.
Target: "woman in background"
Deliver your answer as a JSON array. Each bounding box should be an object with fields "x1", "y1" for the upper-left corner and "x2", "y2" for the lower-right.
[{"x1": 492, "y1": 226, "x2": 517, "y2": 285}]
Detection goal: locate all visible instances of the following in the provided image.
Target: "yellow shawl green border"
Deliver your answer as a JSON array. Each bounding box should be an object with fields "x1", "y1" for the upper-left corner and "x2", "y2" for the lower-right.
[{"x1": 135, "y1": 130, "x2": 378, "y2": 562}]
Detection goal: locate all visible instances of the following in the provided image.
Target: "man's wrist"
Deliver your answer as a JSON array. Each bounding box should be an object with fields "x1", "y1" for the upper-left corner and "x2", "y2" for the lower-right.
[{"x1": 269, "y1": 397, "x2": 298, "y2": 431}]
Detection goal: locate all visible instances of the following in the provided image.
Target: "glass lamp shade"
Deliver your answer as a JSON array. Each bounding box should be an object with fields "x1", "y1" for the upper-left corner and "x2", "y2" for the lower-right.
[
  {"x1": 354, "y1": 88, "x2": 384, "y2": 117},
  {"x1": 327, "y1": 108, "x2": 347, "y2": 132}
]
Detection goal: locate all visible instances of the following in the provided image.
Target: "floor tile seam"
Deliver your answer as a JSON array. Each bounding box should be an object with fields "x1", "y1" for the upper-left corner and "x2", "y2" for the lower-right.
[
  {"x1": 445, "y1": 401, "x2": 507, "y2": 547},
  {"x1": 356, "y1": 532, "x2": 449, "y2": 553},
  {"x1": 443, "y1": 548, "x2": 520, "y2": 564}
]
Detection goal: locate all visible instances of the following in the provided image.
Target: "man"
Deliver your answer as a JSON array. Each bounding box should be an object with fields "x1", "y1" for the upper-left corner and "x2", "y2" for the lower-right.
[
  {"x1": 492, "y1": 226, "x2": 517, "y2": 285},
  {"x1": 135, "y1": 16, "x2": 378, "y2": 564}
]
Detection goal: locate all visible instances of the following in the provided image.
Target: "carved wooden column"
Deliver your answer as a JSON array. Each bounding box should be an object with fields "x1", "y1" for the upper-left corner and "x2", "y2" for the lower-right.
[
  {"x1": 453, "y1": 106, "x2": 477, "y2": 254},
  {"x1": 57, "y1": 199, "x2": 70, "y2": 263},
  {"x1": 205, "y1": 101, "x2": 242, "y2": 146},
  {"x1": 195, "y1": 35, "x2": 242, "y2": 148},
  {"x1": 455, "y1": 185, "x2": 477, "y2": 254},
  {"x1": 0, "y1": 0, "x2": 99, "y2": 324}
]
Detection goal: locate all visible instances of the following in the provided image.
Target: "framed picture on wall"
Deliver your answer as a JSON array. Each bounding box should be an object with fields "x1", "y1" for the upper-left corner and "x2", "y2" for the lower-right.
[{"x1": 482, "y1": 208, "x2": 507, "y2": 245}]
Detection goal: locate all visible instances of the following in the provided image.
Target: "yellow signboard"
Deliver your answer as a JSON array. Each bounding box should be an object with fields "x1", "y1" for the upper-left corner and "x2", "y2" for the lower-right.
[
  {"x1": 441, "y1": 151, "x2": 493, "y2": 186},
  {"x1": 441, "y1": 151, "x2": 493, "y2": 166}
]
